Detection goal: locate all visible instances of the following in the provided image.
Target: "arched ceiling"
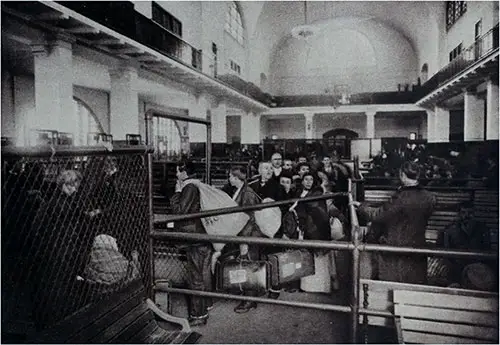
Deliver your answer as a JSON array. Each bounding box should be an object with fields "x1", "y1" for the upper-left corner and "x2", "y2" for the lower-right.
[{"x1": 248, "y1": 1, "x2": 444, "y2": 81}]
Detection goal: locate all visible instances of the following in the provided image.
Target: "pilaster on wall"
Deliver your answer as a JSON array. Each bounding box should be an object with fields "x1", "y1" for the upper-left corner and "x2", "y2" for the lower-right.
[
  {"x1": 189, "y1": 92, "x2": 209, "y2": 143},
  {"x1": 486, "y1": 80, "x2": 499, "y2": 140},
  {"x1": 109, "y1": 66, "x2": 139, "y2": 141},
  {"x1": 32, "y1": 38, "x2": 74, "y2": 135},
  {"x1": 426, "y1": 110, "x2": 435, "y2": 142},
  {"x1": 365, "y1": 111, "x2": 376, "y2": 139},
  {"x1": 464, "y1": 90, "x2": 485, "y2": 141},
  {"x1": 434, "y1": 106, "x2": 450, "y2": 142},
  {"x1": 210, "y1": 100, "x2": 227, "y2": 143},
  {"x1": 241, "y1": 111, "x2": 261, "y2": 144},
  {"x1": 304, "y1": 112, "x2": 315, "y2": 140}
]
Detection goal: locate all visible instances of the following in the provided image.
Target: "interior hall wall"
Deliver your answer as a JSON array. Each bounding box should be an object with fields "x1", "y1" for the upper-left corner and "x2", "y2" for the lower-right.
[{"x1": 270, "y1": 19, "x2": 418, "y2": 95}]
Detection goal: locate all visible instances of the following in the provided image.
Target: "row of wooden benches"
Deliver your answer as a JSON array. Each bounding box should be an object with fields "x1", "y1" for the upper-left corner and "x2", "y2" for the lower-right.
[
  {"x1": 359, "y1": 279, "x2": 499, "y2": 344},
  {"x1": 364, "y1": 188, "x2": 499, "y2": 248}
]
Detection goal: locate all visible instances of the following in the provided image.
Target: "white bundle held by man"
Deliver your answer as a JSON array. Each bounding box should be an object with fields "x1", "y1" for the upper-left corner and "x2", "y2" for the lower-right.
[{"x1": 182, "y1": 179, "x2": 249, "y2": 251}]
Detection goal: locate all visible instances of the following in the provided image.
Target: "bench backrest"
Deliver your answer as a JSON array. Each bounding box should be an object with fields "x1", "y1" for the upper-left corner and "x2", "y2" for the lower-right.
[
  {"x1": 363, "y1": 189, "x2": 499, "y2": 248},
  {"x1": 393, "y1": 289, "x2": 499, "y2": 344},
  {"x1": 32, "y1": 279, "x2": 156, "y2": 344},
  {"x1": 358, "y1": 279, "x2": 498, "y2": 328}
]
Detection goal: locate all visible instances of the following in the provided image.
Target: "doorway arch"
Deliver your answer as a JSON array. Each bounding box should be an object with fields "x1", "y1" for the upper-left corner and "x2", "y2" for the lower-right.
[{"x1": 322, "y1": 128, "x2": 359, "y2": 159}]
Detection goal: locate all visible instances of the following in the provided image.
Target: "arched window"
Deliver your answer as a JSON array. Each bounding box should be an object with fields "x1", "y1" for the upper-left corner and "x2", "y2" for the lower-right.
[
  {"x1": 225, "y1": 2, "x2": 244, "y2": 45},
  {"x1": 73, "y1": 98, "x2": 103, "y2": 145},
  {"x1": 152, "y1": 115, "x2": 182, "y2": 159},
  {"x1": 420, "y1": 63, "x2": 429, "y2": 83}
]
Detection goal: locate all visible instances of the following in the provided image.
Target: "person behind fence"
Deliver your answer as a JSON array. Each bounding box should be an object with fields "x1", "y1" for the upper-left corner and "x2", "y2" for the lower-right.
[
  {"x1": 170, "y1": 161, "x2": 213, "y2": 326},
  {"x1": 82, "y1": 234, "x2": 141, "y2": 292},
  {"x1": 31, "y1": 169, "x2": 99, "y2": 329},
  {"x1": 352, "y1": 161, "x2": 436, "y2": 284},
  {"x1": 220, "y1": 165, "x2": 265, "y2": 313}
]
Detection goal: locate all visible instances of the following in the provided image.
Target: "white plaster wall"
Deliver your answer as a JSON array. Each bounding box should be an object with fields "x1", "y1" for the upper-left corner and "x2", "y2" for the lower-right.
[
  {"x1": 314, "y1": 114, "x2": 367, "y2": 138},
  {"x1": 1, "y1": 69, "x2": 15, "y2": 138},
  {"x1": 270, "y1": 19, "x2": 418, "y2": 94},
  {"x1": 266, "y1": 117, "x2": 306, "y2": 139},
  {"x1": 73, "y1": 86, "x2": 110, "y2": 133},
  {"x1": 443, "y1": 1, "x2": 498, "y2": 68},
  {"x1": 226, "y1": 115, "x2": 241, "y2": 143},
  {"x1": 374, "y1": 115, "x2": 424, "y2": 139}
]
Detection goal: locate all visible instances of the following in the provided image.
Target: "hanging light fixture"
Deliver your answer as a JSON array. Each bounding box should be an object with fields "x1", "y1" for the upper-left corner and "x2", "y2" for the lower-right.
[{"x1": 291, "y1": 1, "x2": 319, "y2": 40}]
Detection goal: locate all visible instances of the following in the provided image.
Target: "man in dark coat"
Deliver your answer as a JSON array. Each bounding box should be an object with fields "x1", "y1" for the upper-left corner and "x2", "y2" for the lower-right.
[
  {"x1": 248, "y1": 161, "x2": 282, "y2": 201},
  {"x1": 221, "y1": 165, "x2": 265, "y2": 313},
  {"x1": 353, "y1": 161, "x2": 436, "y2": 284},
  {"x1": 170, "y1": 161, "x2": 212, "y2": 326}
]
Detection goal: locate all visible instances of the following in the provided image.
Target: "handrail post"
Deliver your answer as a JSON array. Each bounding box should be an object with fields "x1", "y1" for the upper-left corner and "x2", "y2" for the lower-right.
[
  {"x1": 147, "y1": 152, "x2": 155, "y2": 301},
  {"x1": 351, "y1": 224, "x2": 361, "y2": 344},
  {"x1": 206, "y1": 123, "x2": 212, "y2": 185}
]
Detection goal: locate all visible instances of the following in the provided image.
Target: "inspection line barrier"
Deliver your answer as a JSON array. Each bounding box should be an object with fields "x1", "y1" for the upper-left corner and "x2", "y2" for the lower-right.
[
  {"x1": 154, "y1": 192, "x2": 349, "y2": 225},
  {"x1": 150, "y1": 179, "x2": 498, "y2": 343}
]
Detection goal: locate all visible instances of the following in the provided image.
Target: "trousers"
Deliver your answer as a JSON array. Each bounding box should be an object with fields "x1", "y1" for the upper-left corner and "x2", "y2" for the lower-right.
[{"x1": 186, "y1": 244, "x2": 213, "y2": 318}]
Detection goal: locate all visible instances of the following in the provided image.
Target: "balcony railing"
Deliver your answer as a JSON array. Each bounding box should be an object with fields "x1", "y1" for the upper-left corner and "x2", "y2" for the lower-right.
[
  {"x1": 271, "y1": 91, "x2": 418, "y2": 108},
  {"x1": 416, "y1": 24, "x2": 499, "y2": 100},
  {"x1": 57, "y1": 1, "x2": 202, "y2": 70}
]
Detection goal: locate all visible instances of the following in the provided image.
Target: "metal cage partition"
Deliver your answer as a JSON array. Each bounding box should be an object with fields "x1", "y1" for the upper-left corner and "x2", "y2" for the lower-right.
[{"x1": 2, "y1": 145, "x2": 154, "y2": 333}]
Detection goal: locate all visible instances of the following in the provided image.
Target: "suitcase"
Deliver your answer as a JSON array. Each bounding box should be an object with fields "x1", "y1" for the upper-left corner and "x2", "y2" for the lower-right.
[
  {"x1": 216, "y1": 258, "x2": 270, "y2": 293},
  {"x1": 268, "y1": 249, "x2": 315, "y2": 287}
]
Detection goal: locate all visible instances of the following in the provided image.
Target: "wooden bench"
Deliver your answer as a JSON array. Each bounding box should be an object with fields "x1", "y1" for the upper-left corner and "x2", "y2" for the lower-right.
[
  {"x1": 363, "y1": 189, "x2": 473, "y2": 245},
  {"x1": 393, "y1": 290, "x2": 499, "y2": 344},
  {"x1": 28, "y1": 279, "x2": 201, "y2": 344},
  {"x1": 358, "y1": 279, "x2": 498, "y2": 328},
  {"x1": 473, "y1": 190, "x2": 499, "y2": 250}
]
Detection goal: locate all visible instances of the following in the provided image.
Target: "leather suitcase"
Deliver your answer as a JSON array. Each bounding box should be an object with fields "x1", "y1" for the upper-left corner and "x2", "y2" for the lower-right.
[
  {"x1": 268, "y1": 249, "x2": 315, "y2": 287},
  {"x1": 216, "y1": 259, "x2": 270, "y2": 293}
]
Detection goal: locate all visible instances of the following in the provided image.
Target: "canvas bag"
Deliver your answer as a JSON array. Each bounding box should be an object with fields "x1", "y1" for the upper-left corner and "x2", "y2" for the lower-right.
[
  {"x1": 254, "y1": 197, "x2": 282, "y2": 238},
  {"x1": 182, "y1": 179, "x2": 249, "y2": 251}
]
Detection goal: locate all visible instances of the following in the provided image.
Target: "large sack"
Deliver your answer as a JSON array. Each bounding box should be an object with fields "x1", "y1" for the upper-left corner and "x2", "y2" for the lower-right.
[
  {"x1": 183, "y1": 179, "x2": 249, "y2": 251},
  {"x1": 254, "y1": 197, "x2": 282, "y2": 238}
]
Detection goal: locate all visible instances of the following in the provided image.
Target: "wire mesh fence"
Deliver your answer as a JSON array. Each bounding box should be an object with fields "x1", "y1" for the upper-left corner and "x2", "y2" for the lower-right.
[{"x1": 2, "y1": 148, "x2": 151, "y2": 332}]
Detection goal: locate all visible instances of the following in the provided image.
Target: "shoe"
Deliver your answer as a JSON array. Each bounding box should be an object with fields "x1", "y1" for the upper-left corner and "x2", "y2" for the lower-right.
[
  {"x1": 285, "y1": 288, "x2": 300, "y2": 293},
  {"x1": 268, "y1": 291, "x2": 280, "y2": 299},
  {"x1": 234, "y1": 301, "x2": 257, "y2": 313},
  {"x1": 207, "y1": 305, "x2": 214, "y2": 311},
  {"x1": 189, "y1": 316, "x2": 208, "y2": 327}
]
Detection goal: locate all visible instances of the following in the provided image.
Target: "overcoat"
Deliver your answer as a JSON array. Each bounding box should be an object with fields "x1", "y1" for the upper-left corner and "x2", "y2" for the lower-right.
[{"x1": 359, "y1": 185, "x2": 436, "y2": 284}]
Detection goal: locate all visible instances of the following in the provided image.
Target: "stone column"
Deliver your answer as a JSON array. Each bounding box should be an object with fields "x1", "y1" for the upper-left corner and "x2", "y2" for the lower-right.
[
  {"x1": 365, "y1": 111, "x2": 376, "y2": 139},
  {"x1": 464, "y1": 90, "x2": 485, "y2": 141},
  {"x1": 426, "y1": 110, "x2": 435, "y2": 142},
  {"x1": 210, "y1": 99, "x2": 227, "y2": 143},
  {"x1": 434, "y1": 106, "x2": 450, "y2": 142},
  {"x1": 304, "y1": 112, "x2": 315, "y2": 140},
  {"x1": 486, "y1": 79, "x2": 499, "y2": 140},
  {"x1": 110, "y1": 66, "x2": 139, "y2": 141},
  {"x1": 32, "y1": 38, "x2": 74, "y2": 134}
]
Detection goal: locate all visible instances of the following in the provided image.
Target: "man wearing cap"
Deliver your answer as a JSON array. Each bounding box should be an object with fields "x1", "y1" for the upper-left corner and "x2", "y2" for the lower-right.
[{"x1": 352, "y1": 161, "x2": 436, "y2": 284}]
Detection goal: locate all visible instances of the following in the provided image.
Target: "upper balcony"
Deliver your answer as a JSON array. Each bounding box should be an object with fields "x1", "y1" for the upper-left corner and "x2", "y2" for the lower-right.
[
  {"x1": 416, "y1": 24, "x2": 499, "y2": 108},
  {"x1": 57, "y1": 1, "x2": 202, "y2": 71}
]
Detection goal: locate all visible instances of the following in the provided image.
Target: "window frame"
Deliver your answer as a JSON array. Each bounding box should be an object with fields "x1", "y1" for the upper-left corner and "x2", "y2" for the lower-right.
[
  {"x1": 446, "y1": 1, "x2": 467, "y2": 30},
  {"x1": 152, "y1": 2, "x2": 182, "y2": 37},
  {"x1": 225, "y1": 1, "x2": 244, "y2": 45}
]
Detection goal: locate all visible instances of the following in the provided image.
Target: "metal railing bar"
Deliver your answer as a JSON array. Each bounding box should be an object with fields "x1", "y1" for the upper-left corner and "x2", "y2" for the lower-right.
[
  {"x1": 151, "y1": 231, "x2": 354, "y2": 251},
  {"x1": 360, "y1": 243, "x2": 497, "y2": 259},
  {"x1": 154, "y1": 284, "x2": 352, "y2": 313},
  {"x1": 1, "y1": 145, "x2": 155, "y2": 157},
  {"x1": 155, "y1": 192, "x2": 348, "y2": 224}
]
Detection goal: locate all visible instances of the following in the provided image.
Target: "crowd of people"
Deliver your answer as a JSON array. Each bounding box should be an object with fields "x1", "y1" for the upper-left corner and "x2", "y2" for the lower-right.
[
  {"x1": 169, "y1": 153, "x2": 354, "y2": 324},
  {"x1": 367, "y1": 142, "x2": 499, "y2": 188}
]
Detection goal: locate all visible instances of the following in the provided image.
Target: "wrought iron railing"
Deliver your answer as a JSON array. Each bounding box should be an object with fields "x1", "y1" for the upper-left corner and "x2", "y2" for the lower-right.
[{"x1": 416, "y1": 24, "x2": 499, "y2": 100}]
